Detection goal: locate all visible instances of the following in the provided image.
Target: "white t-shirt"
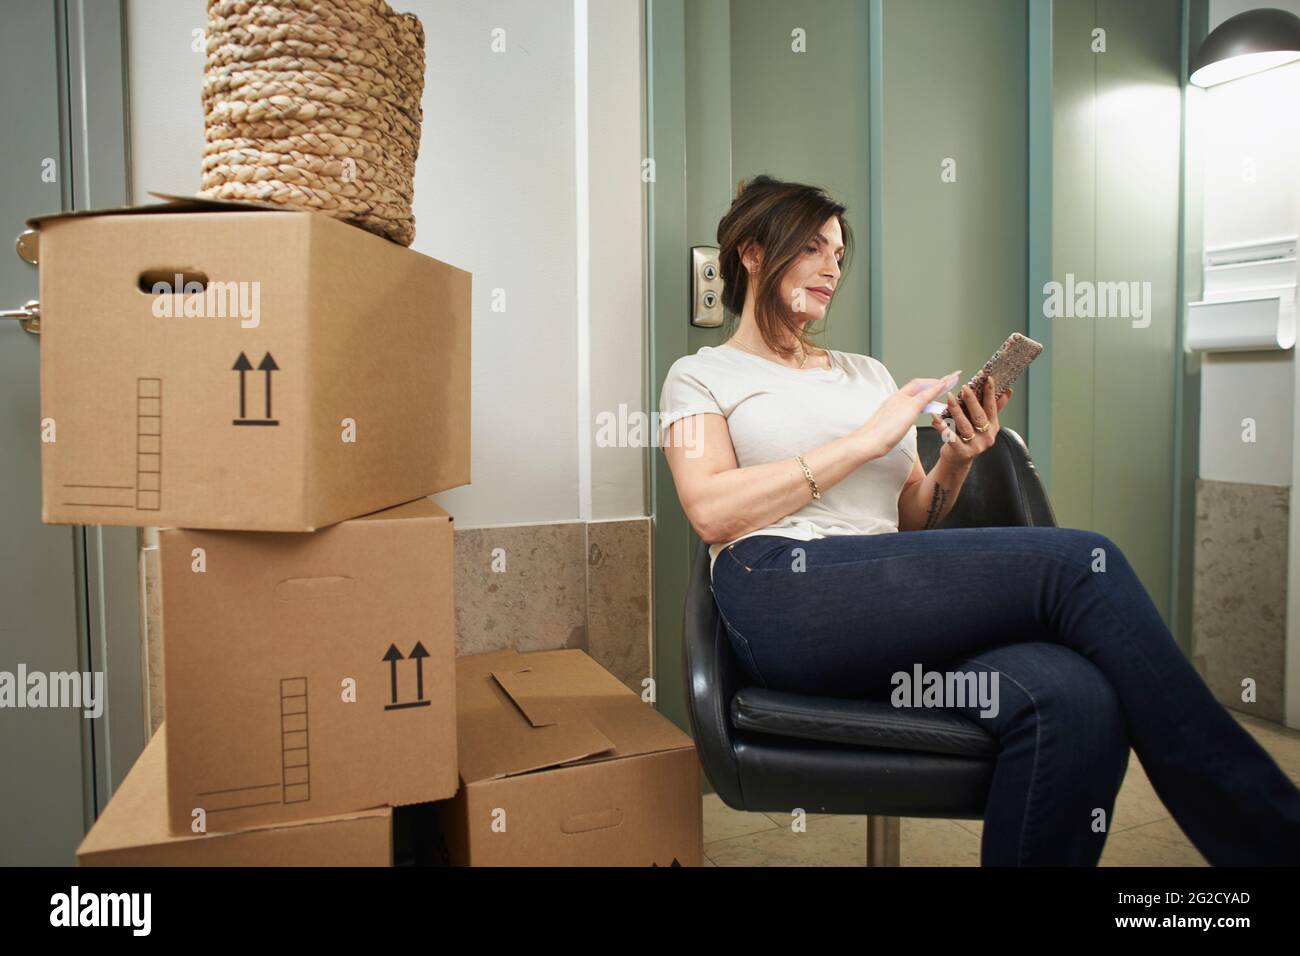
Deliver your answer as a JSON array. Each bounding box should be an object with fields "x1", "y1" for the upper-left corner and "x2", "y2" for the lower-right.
[{"x1": 657, "y1": 344, "x2": 918, "y2": 577}]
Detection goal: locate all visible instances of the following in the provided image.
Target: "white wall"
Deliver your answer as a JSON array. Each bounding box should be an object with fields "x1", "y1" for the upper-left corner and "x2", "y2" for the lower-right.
[
  {"x1": 1201, "y1": 67, "x2": 1300, "y2": 247},
  {"x1": 1203, "y1": 1, "x2": 1300, "y2": 244},
  {"x1": 125, "y1": 0, "x2": 647, "y2": 528},
  {"x1": 586, "y1": 0, "x2": 650, "y2": 520},
  {"x1": 1201, "y1": 1, "x2": 1300, "y2": 728},
  {"x1": 1194, "y1": 10, "x2": 1300, "y2": 485},
  {"x1": 126, "y1": 0, "x2": 205, "y2": 201}
]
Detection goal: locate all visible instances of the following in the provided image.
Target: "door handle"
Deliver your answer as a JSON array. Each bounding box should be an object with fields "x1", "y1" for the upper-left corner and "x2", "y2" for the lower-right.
[
  {"x1": 1, "y1": 300, "x2": 40, "y2": 335},
  {"x1": 3, "y1": 229, "x2": 40, "y2": 334}
]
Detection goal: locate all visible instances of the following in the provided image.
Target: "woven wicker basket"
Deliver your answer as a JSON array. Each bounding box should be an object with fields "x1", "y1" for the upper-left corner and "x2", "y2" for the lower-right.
[{"x1": 199, "y1": 0, "x2": 425, "y2": 246}]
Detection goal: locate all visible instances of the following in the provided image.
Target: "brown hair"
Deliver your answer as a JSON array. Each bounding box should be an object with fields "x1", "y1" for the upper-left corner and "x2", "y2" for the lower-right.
[{"x1": 716, "y1": 174, "x2": 854, "y2": 361}]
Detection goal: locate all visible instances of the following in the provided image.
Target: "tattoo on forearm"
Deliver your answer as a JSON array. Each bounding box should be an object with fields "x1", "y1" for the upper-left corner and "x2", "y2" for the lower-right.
[{"x1": 923, "y1": 484, "x2": 950, "y2": 530}]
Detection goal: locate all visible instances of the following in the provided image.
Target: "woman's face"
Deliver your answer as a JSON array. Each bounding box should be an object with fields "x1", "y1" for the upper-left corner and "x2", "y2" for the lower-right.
[{"x1": 778, "y1": 214, "x2": 843, "y2": 326}]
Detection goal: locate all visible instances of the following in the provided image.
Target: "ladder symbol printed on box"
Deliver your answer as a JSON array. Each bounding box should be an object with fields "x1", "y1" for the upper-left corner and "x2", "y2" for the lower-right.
[
  {"x1": 384, "y1": 642, "x2": 432, "y2": 711},
  {"x1": 192, "y1": 678, "x2": 311, "y2": 814},
  {"x1": 136, "y1": 378, "x2": 162, "y2": 510},
  {"x1": 233, "y1": 352, "x2": 280, "y2": 427},
  {"x1": 280, "y1": 676, "x2": 311, "y2": 804},
  {"x1": 61, "y1": 377, "x2": 163, "y2": 510},
  {"x1": 194, "y1": 770, "x2": 282, "y2": 814},
  {"x1": 195, "y1": 780, "x2": 282, "y2": 815}
]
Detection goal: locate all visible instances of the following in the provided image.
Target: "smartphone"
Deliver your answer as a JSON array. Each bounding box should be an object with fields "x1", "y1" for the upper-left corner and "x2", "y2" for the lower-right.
[{"x1": 923, "y1": 332, "x2": 1044, "y2": 418}]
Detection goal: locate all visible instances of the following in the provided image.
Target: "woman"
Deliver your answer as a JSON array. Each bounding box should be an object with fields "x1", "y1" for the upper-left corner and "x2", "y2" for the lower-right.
[{"x1": 658, "y1": 174, "x2": 1300, "y2": 866}]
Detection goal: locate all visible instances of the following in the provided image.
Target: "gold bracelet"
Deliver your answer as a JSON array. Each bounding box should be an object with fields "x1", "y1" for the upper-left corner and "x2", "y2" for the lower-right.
[{"x1": 795, "y1": 454, "x2": 822, "y2": 500}]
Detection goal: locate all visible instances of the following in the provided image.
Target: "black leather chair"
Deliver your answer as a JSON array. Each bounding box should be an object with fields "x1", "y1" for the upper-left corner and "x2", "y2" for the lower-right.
[{"x1": 681, "y1": 427, "x2": 1057, "y2": 864}]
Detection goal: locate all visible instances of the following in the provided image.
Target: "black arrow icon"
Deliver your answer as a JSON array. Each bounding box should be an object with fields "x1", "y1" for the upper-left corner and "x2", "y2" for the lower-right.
[
  {"x1": 383, "y1": 644, "x2": 404, "y2": 705},
  {"x1": 258, "y1": 352, "x2": 279, "y2": 418},
  {"x1": 233, "y1": 352, "x2": 253, "y2": 419},
  {"x1": 409, "y1": 642, "x2": 429, "y2": 700},
  {"x1": 383, "y1": 642, "x2": 433, "y2": 711},
  {"x1": 233, "y1": 351, "x2": 280, "y2": 426}
]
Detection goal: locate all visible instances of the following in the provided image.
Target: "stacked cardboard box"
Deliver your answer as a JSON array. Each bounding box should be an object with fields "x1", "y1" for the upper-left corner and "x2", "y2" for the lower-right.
[
  {"x1": 155, "y1": 499, "x2": 459, "y2": 837},
  {"x1": 434, "y1": 649, "x2": 703, "y2": 866},
  {"x1": 28, "y1": 197, "x2": 470, "y2": 865},
  {"x1": 34, "y1": 195, "x2": 470, "y2": 531},
  {"x1": 76, "y1": 726, "x2": 394, "y2": 866}
]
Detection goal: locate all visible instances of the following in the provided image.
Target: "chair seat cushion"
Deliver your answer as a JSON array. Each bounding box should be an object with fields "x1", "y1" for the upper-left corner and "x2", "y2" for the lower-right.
[{"x1": 731, "y1": 688, "x2": 998, "y2": 757}]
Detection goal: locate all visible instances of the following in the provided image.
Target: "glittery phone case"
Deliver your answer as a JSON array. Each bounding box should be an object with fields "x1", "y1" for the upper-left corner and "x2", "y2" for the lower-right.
[{"x1": 941, "y1": 332, "x2": 1043, "y2": 420}]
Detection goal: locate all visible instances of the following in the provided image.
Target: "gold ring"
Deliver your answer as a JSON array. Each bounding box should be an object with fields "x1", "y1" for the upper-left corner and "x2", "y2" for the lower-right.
[
  {"x1": 974, "y1": 421, "x2": 990, "y2": 433},
  {"x1": 959, "y1": 431, "x2": 973, "y2": 442}
]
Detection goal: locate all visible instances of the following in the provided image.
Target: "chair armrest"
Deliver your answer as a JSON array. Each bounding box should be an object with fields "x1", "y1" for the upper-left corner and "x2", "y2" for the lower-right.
[{"x1": 916, "y1": 426, "x2": 1057, "y2": 529}]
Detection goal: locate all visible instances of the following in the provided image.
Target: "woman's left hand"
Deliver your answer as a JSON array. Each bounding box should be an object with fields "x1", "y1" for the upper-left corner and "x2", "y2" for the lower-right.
[{"x1": 932, "y1": 376, "x2": 1013, "y2": 464}]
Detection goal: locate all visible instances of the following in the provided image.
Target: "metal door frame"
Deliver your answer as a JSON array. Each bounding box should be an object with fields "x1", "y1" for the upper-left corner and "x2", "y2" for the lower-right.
[{"x1": 53, "y1": 0, "x2": 145, "y2": 822}]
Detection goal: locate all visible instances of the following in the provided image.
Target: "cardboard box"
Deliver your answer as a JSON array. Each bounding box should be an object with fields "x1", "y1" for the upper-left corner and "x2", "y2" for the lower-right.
[
  {"x1": 433, "y1": 649, "x2": 703, "y2": 866},
  {"x1": 78, "y1": 726, "x2": 392, "y2": 866},
  {"x1": 30, "y1": 195, "x2": 470, "y2": 531},
  {"x1": 159, "y1": 497, "x2": 458, "y2": 834}
]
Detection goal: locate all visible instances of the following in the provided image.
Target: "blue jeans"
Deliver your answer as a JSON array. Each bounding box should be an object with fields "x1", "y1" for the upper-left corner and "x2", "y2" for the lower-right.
[{"x1": 710, "y1": 527, "x2": 1300, "y2": 866}]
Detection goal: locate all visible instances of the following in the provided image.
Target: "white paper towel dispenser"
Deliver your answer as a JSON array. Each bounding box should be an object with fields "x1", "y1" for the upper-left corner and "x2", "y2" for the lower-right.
[
  {"x1": 1186, "y1": 236, "x2": 1297, "y2": 352},
  {"x1": 1189, "y1": 236, "x2": 1298, "y2": 487}
]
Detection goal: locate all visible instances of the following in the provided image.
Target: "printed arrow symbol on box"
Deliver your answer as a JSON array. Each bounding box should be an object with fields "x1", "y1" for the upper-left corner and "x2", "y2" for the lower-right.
[
  {"x1": 233, "y1": 352, "x2": 254, "y2": 418},
  {"x1": 408, "y1": 642, "x2": 430, "y2": 700},
  {"x1": 383, "y1": 644, "x2": 405, "y2": 705},
  {"x1": 258, "y1": 352, "x2": 279, "y2": 418}
]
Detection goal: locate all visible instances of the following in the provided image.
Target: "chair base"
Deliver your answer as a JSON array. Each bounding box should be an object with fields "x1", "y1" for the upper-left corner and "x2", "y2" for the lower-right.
[{"x1": 867, "y1": 815, "x2": 901, "y2": 866}]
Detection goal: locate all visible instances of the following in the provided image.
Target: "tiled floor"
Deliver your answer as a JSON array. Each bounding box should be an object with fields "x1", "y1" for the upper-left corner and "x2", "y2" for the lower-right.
[{"x1": 701, "y1": 712, "x2": 1300, "y2": 866}]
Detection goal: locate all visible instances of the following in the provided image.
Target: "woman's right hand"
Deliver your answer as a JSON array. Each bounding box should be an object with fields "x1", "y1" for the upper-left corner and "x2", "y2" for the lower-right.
[{"x1": 856, "y1": 374, "x2": 956, "y2": 460}]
